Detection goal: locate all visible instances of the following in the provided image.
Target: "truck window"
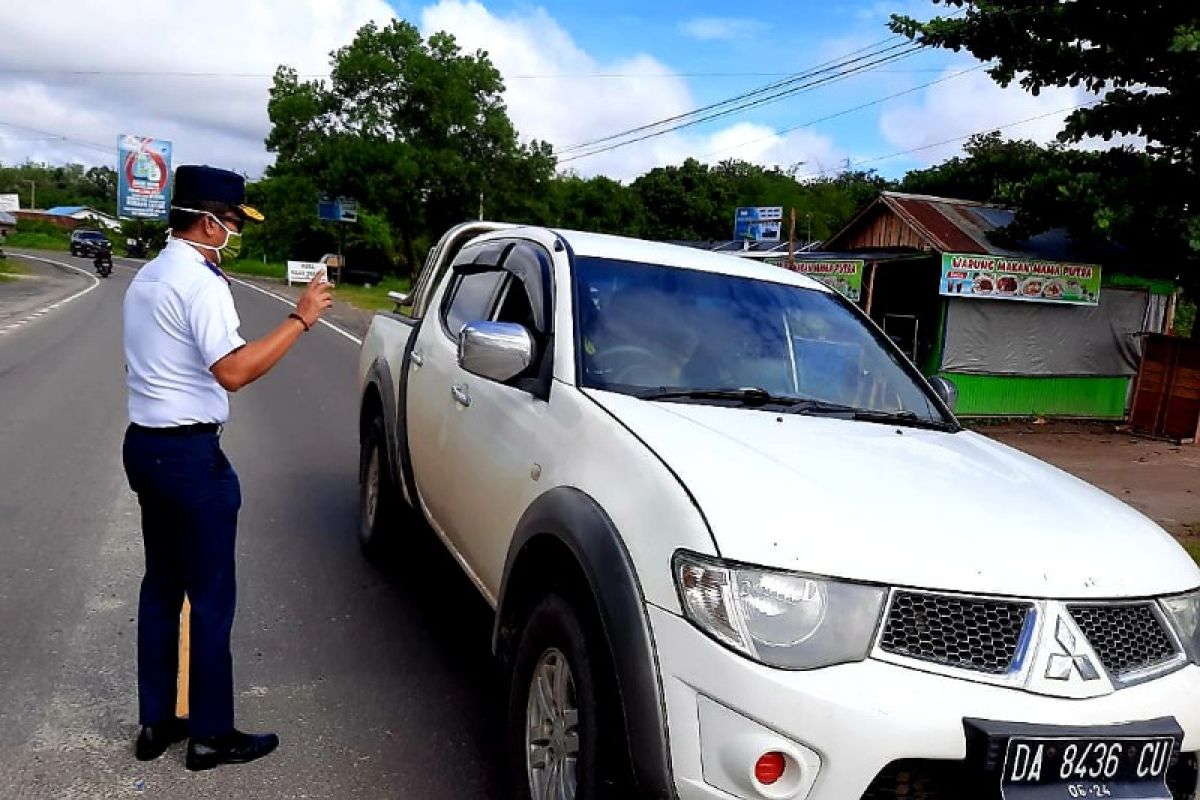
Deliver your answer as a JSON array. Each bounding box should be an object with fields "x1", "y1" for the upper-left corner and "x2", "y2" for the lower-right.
[{"x1": 443, "y1": 271, "x2": 505, "y2": 340}]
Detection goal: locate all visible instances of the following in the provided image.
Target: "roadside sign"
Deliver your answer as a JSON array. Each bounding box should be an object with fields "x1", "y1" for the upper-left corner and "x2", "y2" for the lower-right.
[
  {"x1": 0, "y1": 194, "x2": 18, "y2": 213},
  {"x1": 940, "y1": 253, "x2": 1101, "y2": 306},
  {"x1": 734, "y1": 206, "x2": 783, "y2": 241},
  {"x1": 316, "y1": 198, "x2": 359, "y2": 223},
  {"x1": 118, "y1": 134, "x2": 172, "y2": 220},
  {"x1": 287, "y1": 260, "x2": 324, "y2": 286}
]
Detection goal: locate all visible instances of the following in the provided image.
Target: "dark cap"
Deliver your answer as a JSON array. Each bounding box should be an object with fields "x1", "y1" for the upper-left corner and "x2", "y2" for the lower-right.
[{"x1": 172, "y1": 164, "x2": 264, "y2": 223}]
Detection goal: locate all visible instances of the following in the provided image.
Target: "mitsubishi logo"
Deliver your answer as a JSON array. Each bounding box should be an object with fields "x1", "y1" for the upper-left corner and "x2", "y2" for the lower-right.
[{"x1": 1045, "y1": 616, "x2": 1101, "y2": 682}]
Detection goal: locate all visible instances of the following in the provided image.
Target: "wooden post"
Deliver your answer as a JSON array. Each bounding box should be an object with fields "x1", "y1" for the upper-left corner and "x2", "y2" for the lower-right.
[
  {"x1": 864, "y1": 262, "x2": 878, "y2": 316},
  {"x1": 176, "y1": 598, "x2": 190, "y2": 719},
  {"x1": 788, "y1": 208, "x2": 797, "y2": 266}
]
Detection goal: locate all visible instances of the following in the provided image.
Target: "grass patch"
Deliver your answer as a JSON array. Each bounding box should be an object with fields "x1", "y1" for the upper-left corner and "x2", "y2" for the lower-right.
[
  {"x1": 5, "y1": 221, "x2": 71, "y2": 251},
  {"x1": 333, "y1": 276, "x2": 412, "y2": 311},
  {"x1": 0, "y1": 258, "x2": 28, "y2": 275},
  {"x1": 222, "y1": 259, "x2": 410, "y2": 312},
  {"x1": 223, "y1": 258, "x2": 287, "y2": 280},
  {"x1": 1181, "y1": 538, "x2": 1200, "y2": 566}
]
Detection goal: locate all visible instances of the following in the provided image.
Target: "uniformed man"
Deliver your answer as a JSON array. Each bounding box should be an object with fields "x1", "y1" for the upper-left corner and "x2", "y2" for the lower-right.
[{"x1": 122, "y1": 165, "x2": 332, "y2": 771}]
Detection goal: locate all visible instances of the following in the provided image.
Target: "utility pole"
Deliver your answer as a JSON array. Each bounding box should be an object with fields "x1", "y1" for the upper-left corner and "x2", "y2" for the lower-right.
[
  {"x1": 26, "y1": 180, "x2": 36, "y2": 210},
  {"x1": 478, "y1": 191, "x2": 484, "y2": 221}
]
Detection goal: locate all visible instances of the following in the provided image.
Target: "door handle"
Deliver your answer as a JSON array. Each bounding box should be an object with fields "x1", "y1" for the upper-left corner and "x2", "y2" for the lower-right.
[
  {"x1": 410, "y1": 350, "x2": 424, "y2": 368},
  {"x1": 450, "y1": 383, "x2": 471, "y2": 408}
]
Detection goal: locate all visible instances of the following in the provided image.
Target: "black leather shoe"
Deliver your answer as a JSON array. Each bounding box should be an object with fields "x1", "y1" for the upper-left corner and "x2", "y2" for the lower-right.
[
  {"x1": 186, "y1": 729, "x2": 279, "y2": 771},
  {"x1": 135, "y1": 717, "x2": 190, "y2": 761}
]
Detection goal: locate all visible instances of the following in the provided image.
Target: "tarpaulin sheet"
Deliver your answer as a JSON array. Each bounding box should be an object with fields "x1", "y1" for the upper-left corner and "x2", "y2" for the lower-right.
[{"x1": 942, "y1": 287, "x2": 1148, "y2": 376}]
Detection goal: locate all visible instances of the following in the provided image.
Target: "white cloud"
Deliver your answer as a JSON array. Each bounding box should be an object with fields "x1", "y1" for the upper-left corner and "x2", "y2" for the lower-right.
[
  {"x1": 0, "y1": 0, "x2": 394, "y2": 176},
  {"x1": 878, "y1": 68, "x2": 1092, "y2": 165},
  {"x1": 0, "y1": 0, "x2": 857, "y2": 185},
  {"x1": 679, "y1": 17, "x2": 766, "y2": 41}
]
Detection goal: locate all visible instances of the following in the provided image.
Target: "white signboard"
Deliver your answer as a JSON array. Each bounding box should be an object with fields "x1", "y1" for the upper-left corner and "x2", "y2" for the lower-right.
[
  {"x1": 287, "y1": 260, "x2": 325, "y2": 286},
  {"x1": 0, "y1": 194, "x2": 19, "y2": 213}
]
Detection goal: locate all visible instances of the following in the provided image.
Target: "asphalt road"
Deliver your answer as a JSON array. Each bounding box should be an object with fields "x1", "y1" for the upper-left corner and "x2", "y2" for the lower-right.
[{"x1": 0, "y1": 252, "x2": 507, "y2": 799}]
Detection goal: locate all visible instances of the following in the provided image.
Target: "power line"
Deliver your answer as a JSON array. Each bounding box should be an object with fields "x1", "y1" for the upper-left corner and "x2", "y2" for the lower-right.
[
  {"x1": 0, "y1": 66, "x2": 957, "y2": 80},
  {"x1": 559, "y1": 45, "x2": 924, "y2": 163},
  {"x1": 558, "y1": 36, "x2": 913, "y2": 155},
  {"x1": 792, "y1": 99, "x2": 1103, "y2": 180},
  {"x1": 0, "y1": 119, "x2": 112, "y2": 155},
  {"x1": 692, "y1": 62, "x2": 992, "y2": 162}
]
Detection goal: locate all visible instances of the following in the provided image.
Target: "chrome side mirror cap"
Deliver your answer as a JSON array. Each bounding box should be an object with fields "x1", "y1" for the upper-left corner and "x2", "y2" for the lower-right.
[
  {"x1": 928, "y1": 375, "x2": 959, "y2": 413},
  {"x1": 458, "y1": 322, "x2": 535, "y2": 383}
]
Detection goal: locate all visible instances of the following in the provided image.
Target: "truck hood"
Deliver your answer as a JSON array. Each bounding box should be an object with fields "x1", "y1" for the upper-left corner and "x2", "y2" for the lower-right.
[{"x1": 588, "y1": 390, "x2": 1200, "y2": 599}]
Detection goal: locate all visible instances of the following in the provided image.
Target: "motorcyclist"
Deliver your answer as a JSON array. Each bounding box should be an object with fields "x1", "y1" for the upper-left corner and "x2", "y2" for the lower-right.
[{"x1": 94, "y1": 237, "x2": 114, "y2": 277}]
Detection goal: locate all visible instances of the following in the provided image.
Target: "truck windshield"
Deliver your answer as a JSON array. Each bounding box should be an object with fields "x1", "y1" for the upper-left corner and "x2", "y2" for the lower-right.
[{"x1": 573, "y1": 256, "x2": 951, "y2": 425}]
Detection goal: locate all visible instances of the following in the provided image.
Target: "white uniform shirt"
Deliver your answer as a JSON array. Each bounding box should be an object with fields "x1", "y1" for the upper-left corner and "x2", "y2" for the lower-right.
[{"x1": 124, "y1": 238, "x2": 246, "y2": 426}]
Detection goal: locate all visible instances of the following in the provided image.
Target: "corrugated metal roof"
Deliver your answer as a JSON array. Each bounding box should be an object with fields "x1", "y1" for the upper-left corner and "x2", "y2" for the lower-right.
[
  {"x1": 888, "y1": 195, "x2": 986, "y2": 253},
  {"x1": 0, "y1": 210, "x2": 16, "y2": 226},
  {"x1": 45, "y1": 206, "x2": 88, "y2": 215},
  {"x1": 828, "y1": 191, "x2": 1120, "y2": 264}
]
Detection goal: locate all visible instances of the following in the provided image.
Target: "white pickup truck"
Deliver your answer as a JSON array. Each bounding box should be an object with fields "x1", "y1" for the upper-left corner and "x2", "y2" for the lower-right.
[{"x1": 356, "y1": 222, "x2": 1200, "y2": 800}]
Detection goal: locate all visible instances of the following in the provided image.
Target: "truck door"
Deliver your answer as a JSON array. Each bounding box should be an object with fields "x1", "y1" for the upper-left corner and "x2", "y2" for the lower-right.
[
  {"x1": 431, "y1": 241, "x2": 558, "y2": 598},
  {"x1": 405, "y1": 243, "x2": 508, "y2": 538}
]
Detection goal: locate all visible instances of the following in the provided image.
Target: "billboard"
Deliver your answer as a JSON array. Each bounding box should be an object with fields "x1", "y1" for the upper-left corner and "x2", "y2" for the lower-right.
[
  {"x1": 734, "y1": 206, "x2": 783, "y2": 241},
  {"x1": 940, "y1": 253, "x2": 1101, "y2": 306},
  {"x1": 0, "y1": 194, "x2": 18, "y2": 213},
  {"x1": 118, "y1": 134, "x2": 172, "y2": 220}
]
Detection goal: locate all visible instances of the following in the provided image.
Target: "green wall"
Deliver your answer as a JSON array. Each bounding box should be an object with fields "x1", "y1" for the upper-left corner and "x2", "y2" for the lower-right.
[{"x1": 940, "y1": 373, "x2": 1131, "y2": 418}]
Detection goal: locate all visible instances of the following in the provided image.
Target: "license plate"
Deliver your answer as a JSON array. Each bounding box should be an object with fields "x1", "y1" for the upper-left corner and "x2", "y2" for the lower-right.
[{"x1": 1002, "y1": 736, "x2": 1176, "y2": 799}]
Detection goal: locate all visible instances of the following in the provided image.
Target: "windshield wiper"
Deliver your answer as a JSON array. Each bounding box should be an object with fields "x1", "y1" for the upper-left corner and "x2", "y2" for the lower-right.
[
  {"x1": 845, "y1": 408, "x2": 959, "y2": 431},
  {"x1": 633, "y1": 387, "x2": 957, "y2": 430},
  {"x1": 634, "y1": 386, "x2": 802, "y2": 407}
]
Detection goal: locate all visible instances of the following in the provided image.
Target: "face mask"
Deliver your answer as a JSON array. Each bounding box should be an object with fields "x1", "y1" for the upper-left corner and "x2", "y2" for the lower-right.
[{"x1": 170, "y1": 207, "x2": 243, "y2": 263}]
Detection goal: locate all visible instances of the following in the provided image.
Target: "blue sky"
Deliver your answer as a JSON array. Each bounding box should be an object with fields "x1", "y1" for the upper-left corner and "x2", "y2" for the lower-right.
[{"x1": 1, "y1": 0, "x2": 1093, "y2": 182}]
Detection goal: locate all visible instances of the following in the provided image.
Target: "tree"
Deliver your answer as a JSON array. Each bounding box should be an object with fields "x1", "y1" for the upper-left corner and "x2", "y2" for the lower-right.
[
  {"x1": 264, "y1": 20, "x2": 556, "y2": 275},
  {"x1": 891, "y1": 1, "x2": 1200, "y2": 287}
]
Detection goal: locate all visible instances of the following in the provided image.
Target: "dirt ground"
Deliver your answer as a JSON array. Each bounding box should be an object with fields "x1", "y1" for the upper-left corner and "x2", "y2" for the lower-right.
[{"x1": 980, "y1": 421, "x2": 1200, "y2": 547}]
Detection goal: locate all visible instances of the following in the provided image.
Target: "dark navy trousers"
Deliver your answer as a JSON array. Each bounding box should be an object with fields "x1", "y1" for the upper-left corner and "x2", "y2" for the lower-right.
[{"x1": 122, "y1": 425, "x2": 241, "y2": 738}]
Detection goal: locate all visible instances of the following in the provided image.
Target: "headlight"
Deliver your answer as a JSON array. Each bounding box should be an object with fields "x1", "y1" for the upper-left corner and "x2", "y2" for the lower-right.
[
  {"x1": 673, "y1": 551, "x2": 887, "y2": 670},
  {"x1": 1161, "y1": 590, "x2": 1200, "y2": 663}
]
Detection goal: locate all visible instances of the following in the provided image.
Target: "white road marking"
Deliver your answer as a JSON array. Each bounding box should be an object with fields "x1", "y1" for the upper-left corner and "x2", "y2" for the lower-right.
[
  {"x1": 224, "y1": 274, "x2": 365, "y2": 346},
  {"x1": 0, "y1": 253, "x2": 100, "y2": 336},
  {"x1": 5, "y1": 253, "x2": 365, "y2": 347}
]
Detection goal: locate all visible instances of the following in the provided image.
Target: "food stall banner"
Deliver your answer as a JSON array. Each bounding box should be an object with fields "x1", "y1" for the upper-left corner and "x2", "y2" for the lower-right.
[
  {"x1": 118, "y1": 135, "x2": 172, "y2": 220},
  {"x1": 940, "y1": 253, "x2": 1101, "y2": 306},
  {"x1": 770, "y1": 259, "x2": 864, "y2": 301}
]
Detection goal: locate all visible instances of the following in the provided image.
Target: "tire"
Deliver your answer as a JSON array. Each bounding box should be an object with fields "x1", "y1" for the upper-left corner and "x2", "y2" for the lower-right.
[
  {"x1": 508, "y1": 594, "x2": 633, "y2": 800},
  {"x1": 358, "y1": 414, "x2": 399, "y2": 561}
]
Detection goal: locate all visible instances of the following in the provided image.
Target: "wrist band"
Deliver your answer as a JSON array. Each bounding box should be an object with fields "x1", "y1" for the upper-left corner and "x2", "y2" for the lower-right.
[{"x1": 288, "y1": 312, "x2": 311, "y2": 332}]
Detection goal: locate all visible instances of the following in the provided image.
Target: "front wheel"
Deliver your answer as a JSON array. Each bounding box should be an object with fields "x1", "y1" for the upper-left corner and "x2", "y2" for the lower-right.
[{"x1": 508, "y1": 594, "x2": 632, "y2": 800}]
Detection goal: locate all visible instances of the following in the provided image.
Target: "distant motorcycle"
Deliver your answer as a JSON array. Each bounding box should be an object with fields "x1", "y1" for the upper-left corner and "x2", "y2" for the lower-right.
[
  {"x1": 124, "y1": 237, "x2": 149, "y2": 258},
  {"x1": 93, "y1": 240, "x2": 113, "y2": 278}
]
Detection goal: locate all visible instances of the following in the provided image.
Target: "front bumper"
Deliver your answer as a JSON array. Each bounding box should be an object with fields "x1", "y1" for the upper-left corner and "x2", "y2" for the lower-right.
[{"x1": 649, "y1": 605, "x2": 1200, "y2": 800}]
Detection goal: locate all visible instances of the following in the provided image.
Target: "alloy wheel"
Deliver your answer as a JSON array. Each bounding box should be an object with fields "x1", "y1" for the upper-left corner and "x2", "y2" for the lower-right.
[{"x1": 525, "y1": 648, "x2": 580, "y2": 800}]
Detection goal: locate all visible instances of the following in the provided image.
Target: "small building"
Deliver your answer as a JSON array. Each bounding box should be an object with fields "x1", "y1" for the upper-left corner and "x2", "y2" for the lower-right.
[
  {"x1": 43, "y1": 206, "x2": 121, "y2": 231},
  {"x1": 773, "y1": 192, "x2": 1176, "y2": 418}
]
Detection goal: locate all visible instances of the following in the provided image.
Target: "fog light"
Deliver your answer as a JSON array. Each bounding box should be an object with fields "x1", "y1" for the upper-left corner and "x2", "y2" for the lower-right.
[{"x1": 755, "y1": 752, "x2": 787, "y2": 785}]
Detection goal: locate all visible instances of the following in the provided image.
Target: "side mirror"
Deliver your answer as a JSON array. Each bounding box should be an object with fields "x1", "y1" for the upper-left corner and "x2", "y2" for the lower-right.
[
  {"x1": 458, "y1": 322, "x2": 535, "y2": 383},
  {"x1": 928, "y1": 375, "x2": 959, "y2": 413}
]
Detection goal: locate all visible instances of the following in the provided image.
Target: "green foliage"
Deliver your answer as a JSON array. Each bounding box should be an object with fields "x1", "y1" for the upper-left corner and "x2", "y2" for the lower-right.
[
  {"x1": 0, "y1": 162, "x2": 118, "y2": 214},
  {"x1": 265, "y1": 20, "x2": 556, "y2": 276},
  {"x1": 5, "y1": 219, "x2": 70, "y2": 251},
  {"x1": 1176, "y1": 298, "x2": 1196, "y2": 338},
  {"x1": 891, "y1": 0, "x2": 1200, "y2": 300}
]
